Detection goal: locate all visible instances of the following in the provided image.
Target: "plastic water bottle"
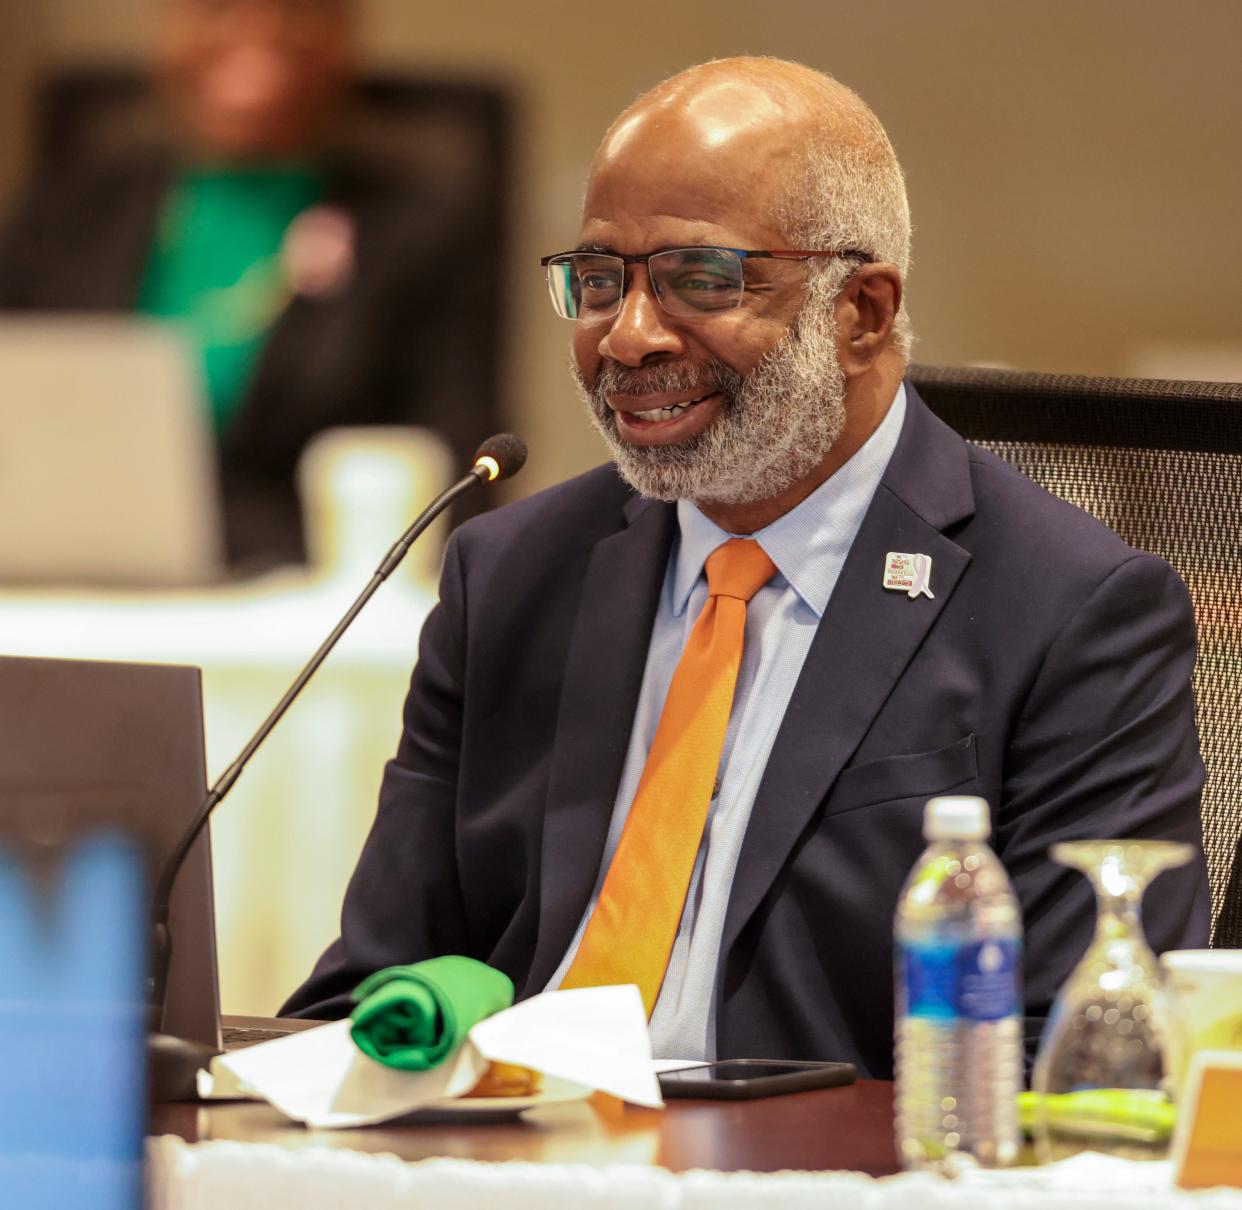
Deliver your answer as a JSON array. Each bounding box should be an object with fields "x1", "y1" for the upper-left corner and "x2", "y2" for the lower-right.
[{"x1": 894, "y1": 795, "x2": 1023, "y2": 1171}]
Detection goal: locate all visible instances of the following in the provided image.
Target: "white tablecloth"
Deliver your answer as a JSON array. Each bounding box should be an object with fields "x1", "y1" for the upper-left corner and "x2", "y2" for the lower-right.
[{"x1": 146, "y1": 1137, "x2": 1242, "y2": 1209}]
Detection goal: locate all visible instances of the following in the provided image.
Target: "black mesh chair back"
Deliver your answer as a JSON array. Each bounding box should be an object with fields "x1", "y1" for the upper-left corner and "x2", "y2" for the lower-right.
[{"x1": 910, "y1": 364, "x2": 1242, "y2": 948}]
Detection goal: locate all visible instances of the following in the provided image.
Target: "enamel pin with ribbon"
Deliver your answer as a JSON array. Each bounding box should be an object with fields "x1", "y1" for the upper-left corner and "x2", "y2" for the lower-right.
[{"x1": 883, "y1": 551, "x2": 935, "y2": 600}]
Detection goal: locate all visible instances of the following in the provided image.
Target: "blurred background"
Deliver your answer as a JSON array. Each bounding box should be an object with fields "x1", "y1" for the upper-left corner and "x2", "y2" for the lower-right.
[{"x1": 0, "y1": 0, "x2": 1239, "y2": 1015}]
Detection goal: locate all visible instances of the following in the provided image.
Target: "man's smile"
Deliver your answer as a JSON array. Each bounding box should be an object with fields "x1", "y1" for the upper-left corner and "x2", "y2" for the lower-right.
[{"x1": 608, "y1": 390, "x2": 725, "y2": 445}]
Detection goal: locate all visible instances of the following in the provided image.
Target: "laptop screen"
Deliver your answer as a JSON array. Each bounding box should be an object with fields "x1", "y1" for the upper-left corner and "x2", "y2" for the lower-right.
[
  {"x1": 0, "y1": 316, "x2": 224, "y2": 586},
  {"x1": 0, "y1": 655, "x2": 220, "y2": 1048}
]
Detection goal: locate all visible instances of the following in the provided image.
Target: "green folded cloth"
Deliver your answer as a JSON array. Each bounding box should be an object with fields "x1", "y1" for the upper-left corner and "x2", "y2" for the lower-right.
[
  {"x1": 349, "y1": 955, "x2": 514, "y2": 1071},
  {"x1": 1018, "y1": 1089, "x2": 1176, "y2": 1144}
]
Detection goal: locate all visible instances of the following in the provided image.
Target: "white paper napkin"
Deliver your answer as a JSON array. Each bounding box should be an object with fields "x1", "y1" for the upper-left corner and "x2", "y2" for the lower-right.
[{"x1": 206, "y1": 984, "x2": 663, "y2": 1128}]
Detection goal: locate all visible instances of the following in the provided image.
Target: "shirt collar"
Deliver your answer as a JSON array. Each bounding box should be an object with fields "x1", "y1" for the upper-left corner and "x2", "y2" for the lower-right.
[{"x1": 672, "y1": 382, "x2": 907, "y2": 618}]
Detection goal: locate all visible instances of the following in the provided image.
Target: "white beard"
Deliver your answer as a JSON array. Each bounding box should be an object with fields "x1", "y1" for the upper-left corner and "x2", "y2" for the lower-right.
[{"x1": 573, "y1": 287, "x2": 848, "y2": 507}]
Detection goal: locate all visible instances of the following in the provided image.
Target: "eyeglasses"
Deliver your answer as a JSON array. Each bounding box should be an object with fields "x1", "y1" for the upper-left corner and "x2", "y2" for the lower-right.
[{"x1": 540, "y1": 245, "x2": 872, "y2": 321}]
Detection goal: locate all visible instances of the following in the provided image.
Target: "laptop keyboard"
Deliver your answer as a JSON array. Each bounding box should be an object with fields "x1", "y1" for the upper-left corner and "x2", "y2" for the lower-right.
[{"x1": 221, "y1": 1024, "x2": 297, "y2": 1049}]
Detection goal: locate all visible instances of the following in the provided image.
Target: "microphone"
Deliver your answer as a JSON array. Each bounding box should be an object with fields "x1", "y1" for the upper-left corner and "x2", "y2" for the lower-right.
[
  {"x1": 148, "y1": 434, "x2": 526, "y2": 1098},
  {"x1": 371, "y1": 432, "x2": 527, "y2": 577},
  {"x1": 470, "y1": 432, "x2": 527, "y2": 484}
]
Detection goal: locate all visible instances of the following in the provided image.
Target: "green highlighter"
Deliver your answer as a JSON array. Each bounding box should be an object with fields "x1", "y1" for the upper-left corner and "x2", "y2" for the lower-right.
[
  {"x1": 1018, "y1": 1089, "x2": 1177, "y2": 1144},
  {"x1": 349, "y1": 955, "x2": 514, "y2": 1071}
]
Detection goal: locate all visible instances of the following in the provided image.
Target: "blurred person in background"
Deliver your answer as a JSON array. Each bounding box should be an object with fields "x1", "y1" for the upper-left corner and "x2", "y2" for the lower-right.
[{"x1": 0, "y1": 0, "x2": 502, "y2": 572}]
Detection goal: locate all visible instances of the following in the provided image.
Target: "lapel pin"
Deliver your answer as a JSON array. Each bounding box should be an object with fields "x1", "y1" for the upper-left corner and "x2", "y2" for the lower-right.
[{"x1": 883, "y1": 551, "x2": 935, "y2": 600}]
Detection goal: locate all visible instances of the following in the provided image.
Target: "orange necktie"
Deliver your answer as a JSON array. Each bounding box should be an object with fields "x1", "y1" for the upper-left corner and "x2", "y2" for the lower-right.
[{"x1": 560, "y1": 537, "x2": 778, "y2": 1015}]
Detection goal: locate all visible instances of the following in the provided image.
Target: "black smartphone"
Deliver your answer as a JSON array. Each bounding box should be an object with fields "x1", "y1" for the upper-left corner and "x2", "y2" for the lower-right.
[{"x1": 658, "y1": 1058, "x2": 857, "y2": 1100}]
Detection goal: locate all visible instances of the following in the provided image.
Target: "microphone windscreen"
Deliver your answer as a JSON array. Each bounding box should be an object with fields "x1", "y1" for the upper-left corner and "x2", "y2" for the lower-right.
[{"x1": 473, "y1": 433, "x2": 528, "y2": 481}]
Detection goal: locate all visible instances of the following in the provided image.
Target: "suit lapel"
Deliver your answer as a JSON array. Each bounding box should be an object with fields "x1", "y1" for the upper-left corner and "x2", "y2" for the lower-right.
[
  {"x1": 721, "y1": 388, "x2": 977, "y2": 958},
  {"x1": 523, "y1": 494, "x2": 676, "y2": 995}
]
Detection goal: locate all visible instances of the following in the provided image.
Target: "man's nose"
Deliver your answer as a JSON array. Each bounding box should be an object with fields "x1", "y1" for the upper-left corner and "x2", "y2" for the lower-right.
[{"x1": 597, "y1": 274, "x2": 684, "y2": 366}]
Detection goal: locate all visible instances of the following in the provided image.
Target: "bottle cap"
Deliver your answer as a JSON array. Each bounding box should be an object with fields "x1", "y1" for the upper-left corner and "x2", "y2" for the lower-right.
[{"x1": 924, "y1": 795, "x2": 991, "y2": 841}]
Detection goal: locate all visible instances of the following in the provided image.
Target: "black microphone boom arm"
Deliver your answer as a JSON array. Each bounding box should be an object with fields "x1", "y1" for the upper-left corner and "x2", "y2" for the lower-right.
[{"x1": 149, "y1": 436, "x2": 525, "y2": 1024}]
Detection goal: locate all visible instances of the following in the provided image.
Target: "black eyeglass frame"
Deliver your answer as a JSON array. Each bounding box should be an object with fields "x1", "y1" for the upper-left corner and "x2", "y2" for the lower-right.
[{"x1": 539, "y1": 245, "x2": 875, "y2": 320}]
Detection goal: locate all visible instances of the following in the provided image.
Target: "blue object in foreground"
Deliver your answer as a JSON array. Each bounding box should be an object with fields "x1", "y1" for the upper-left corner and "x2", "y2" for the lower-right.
[{"x1": 0, "y1": 833, "x2": 146, "y2": 1210}]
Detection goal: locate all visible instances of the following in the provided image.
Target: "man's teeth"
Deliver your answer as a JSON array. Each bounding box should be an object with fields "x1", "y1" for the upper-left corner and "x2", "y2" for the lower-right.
[{"x1": 632, "y1": 394, "x2": 711, "y2": 422}]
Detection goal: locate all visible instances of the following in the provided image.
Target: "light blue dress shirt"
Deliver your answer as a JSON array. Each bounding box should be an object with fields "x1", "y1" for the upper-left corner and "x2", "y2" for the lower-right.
[{"x1": 547, "y1": 385, "x2": 907, "y2": 1059}]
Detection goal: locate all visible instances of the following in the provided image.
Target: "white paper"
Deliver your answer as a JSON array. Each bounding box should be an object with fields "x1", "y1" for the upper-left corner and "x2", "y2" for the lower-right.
[
  {"x1": 467, "y1": 985, "x2": 663, "y2": 1108},
  {"x1": 210, "y1": 983, "x2": 662, "y2": 1128}
]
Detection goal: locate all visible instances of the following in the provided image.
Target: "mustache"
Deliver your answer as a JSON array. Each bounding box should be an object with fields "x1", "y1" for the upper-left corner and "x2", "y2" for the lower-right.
[
  {"x1": 584, "y1": 359, "x2": 746, "y2": 413},
  {"x1": 593, "y1": 361, "x2": 720, "y2": 397}
]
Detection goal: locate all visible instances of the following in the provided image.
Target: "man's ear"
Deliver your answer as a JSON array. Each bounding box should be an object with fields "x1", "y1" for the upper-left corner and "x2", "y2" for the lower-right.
[{"x1": 833, "y1": 263, "x2": 903, "y2": 376}]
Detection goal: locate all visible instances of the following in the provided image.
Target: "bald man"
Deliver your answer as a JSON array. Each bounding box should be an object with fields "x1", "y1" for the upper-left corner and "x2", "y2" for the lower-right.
[{"x1": 285, "y1": 59, "x2": 1209, "y2": 1075}]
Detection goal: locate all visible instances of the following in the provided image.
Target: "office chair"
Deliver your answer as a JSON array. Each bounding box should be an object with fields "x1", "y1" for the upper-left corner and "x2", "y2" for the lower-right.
[
  {"x1": 910, "y1": 364, "x2": 1242, "y2": 947},
  {"x1": 30, "y1": 63, "x2": 512, "y2": 435}
]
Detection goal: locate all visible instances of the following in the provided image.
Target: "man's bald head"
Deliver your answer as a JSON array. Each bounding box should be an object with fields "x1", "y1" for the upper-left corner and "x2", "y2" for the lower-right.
[
  {"x1": 587, "y1": 57, "x2": 912, "y2": 352},
  {"x1": 600, "y1": 57, "x2": 886, "y2": 167}
]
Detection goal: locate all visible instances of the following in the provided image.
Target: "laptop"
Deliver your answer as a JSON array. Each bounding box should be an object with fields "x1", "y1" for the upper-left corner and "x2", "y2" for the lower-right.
[
  {"x1": 0, "y1": 317, "x2": 224, "y2": 586},
  {"x1": 0, "y1": 654, "x2": 227, "y2": 1049}
]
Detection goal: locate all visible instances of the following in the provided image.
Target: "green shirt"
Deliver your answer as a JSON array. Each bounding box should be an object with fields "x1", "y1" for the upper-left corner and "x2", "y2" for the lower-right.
[{"x1": 138, "y1": 166, "x2": 325, "y2": 433}]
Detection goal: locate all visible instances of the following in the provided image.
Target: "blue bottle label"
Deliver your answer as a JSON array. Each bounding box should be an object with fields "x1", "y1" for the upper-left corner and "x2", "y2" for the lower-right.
[
  {"x1": 903, "y1": 938, "x2": 1021, "y2": 1021},
  {"x1": 959, "y1": 938, "x2": 1022, "y2": 1020}
]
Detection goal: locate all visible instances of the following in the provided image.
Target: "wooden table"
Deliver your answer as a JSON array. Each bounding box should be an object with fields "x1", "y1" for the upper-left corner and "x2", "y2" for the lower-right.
[{"x1": 151, "y1": 1079, "x2": 899, "y2": 1176}]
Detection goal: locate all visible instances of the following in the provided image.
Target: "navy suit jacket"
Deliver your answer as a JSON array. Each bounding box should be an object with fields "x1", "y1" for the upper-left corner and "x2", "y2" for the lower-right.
[{"x1": 284, "y1": 386, "x2": 1211, "y2": 1077}]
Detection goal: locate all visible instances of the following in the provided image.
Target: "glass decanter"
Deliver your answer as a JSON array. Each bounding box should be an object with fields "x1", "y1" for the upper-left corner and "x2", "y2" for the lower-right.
[{"x1": 1031, "y1": 839, "x2": 1193, "y2": 1163}]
